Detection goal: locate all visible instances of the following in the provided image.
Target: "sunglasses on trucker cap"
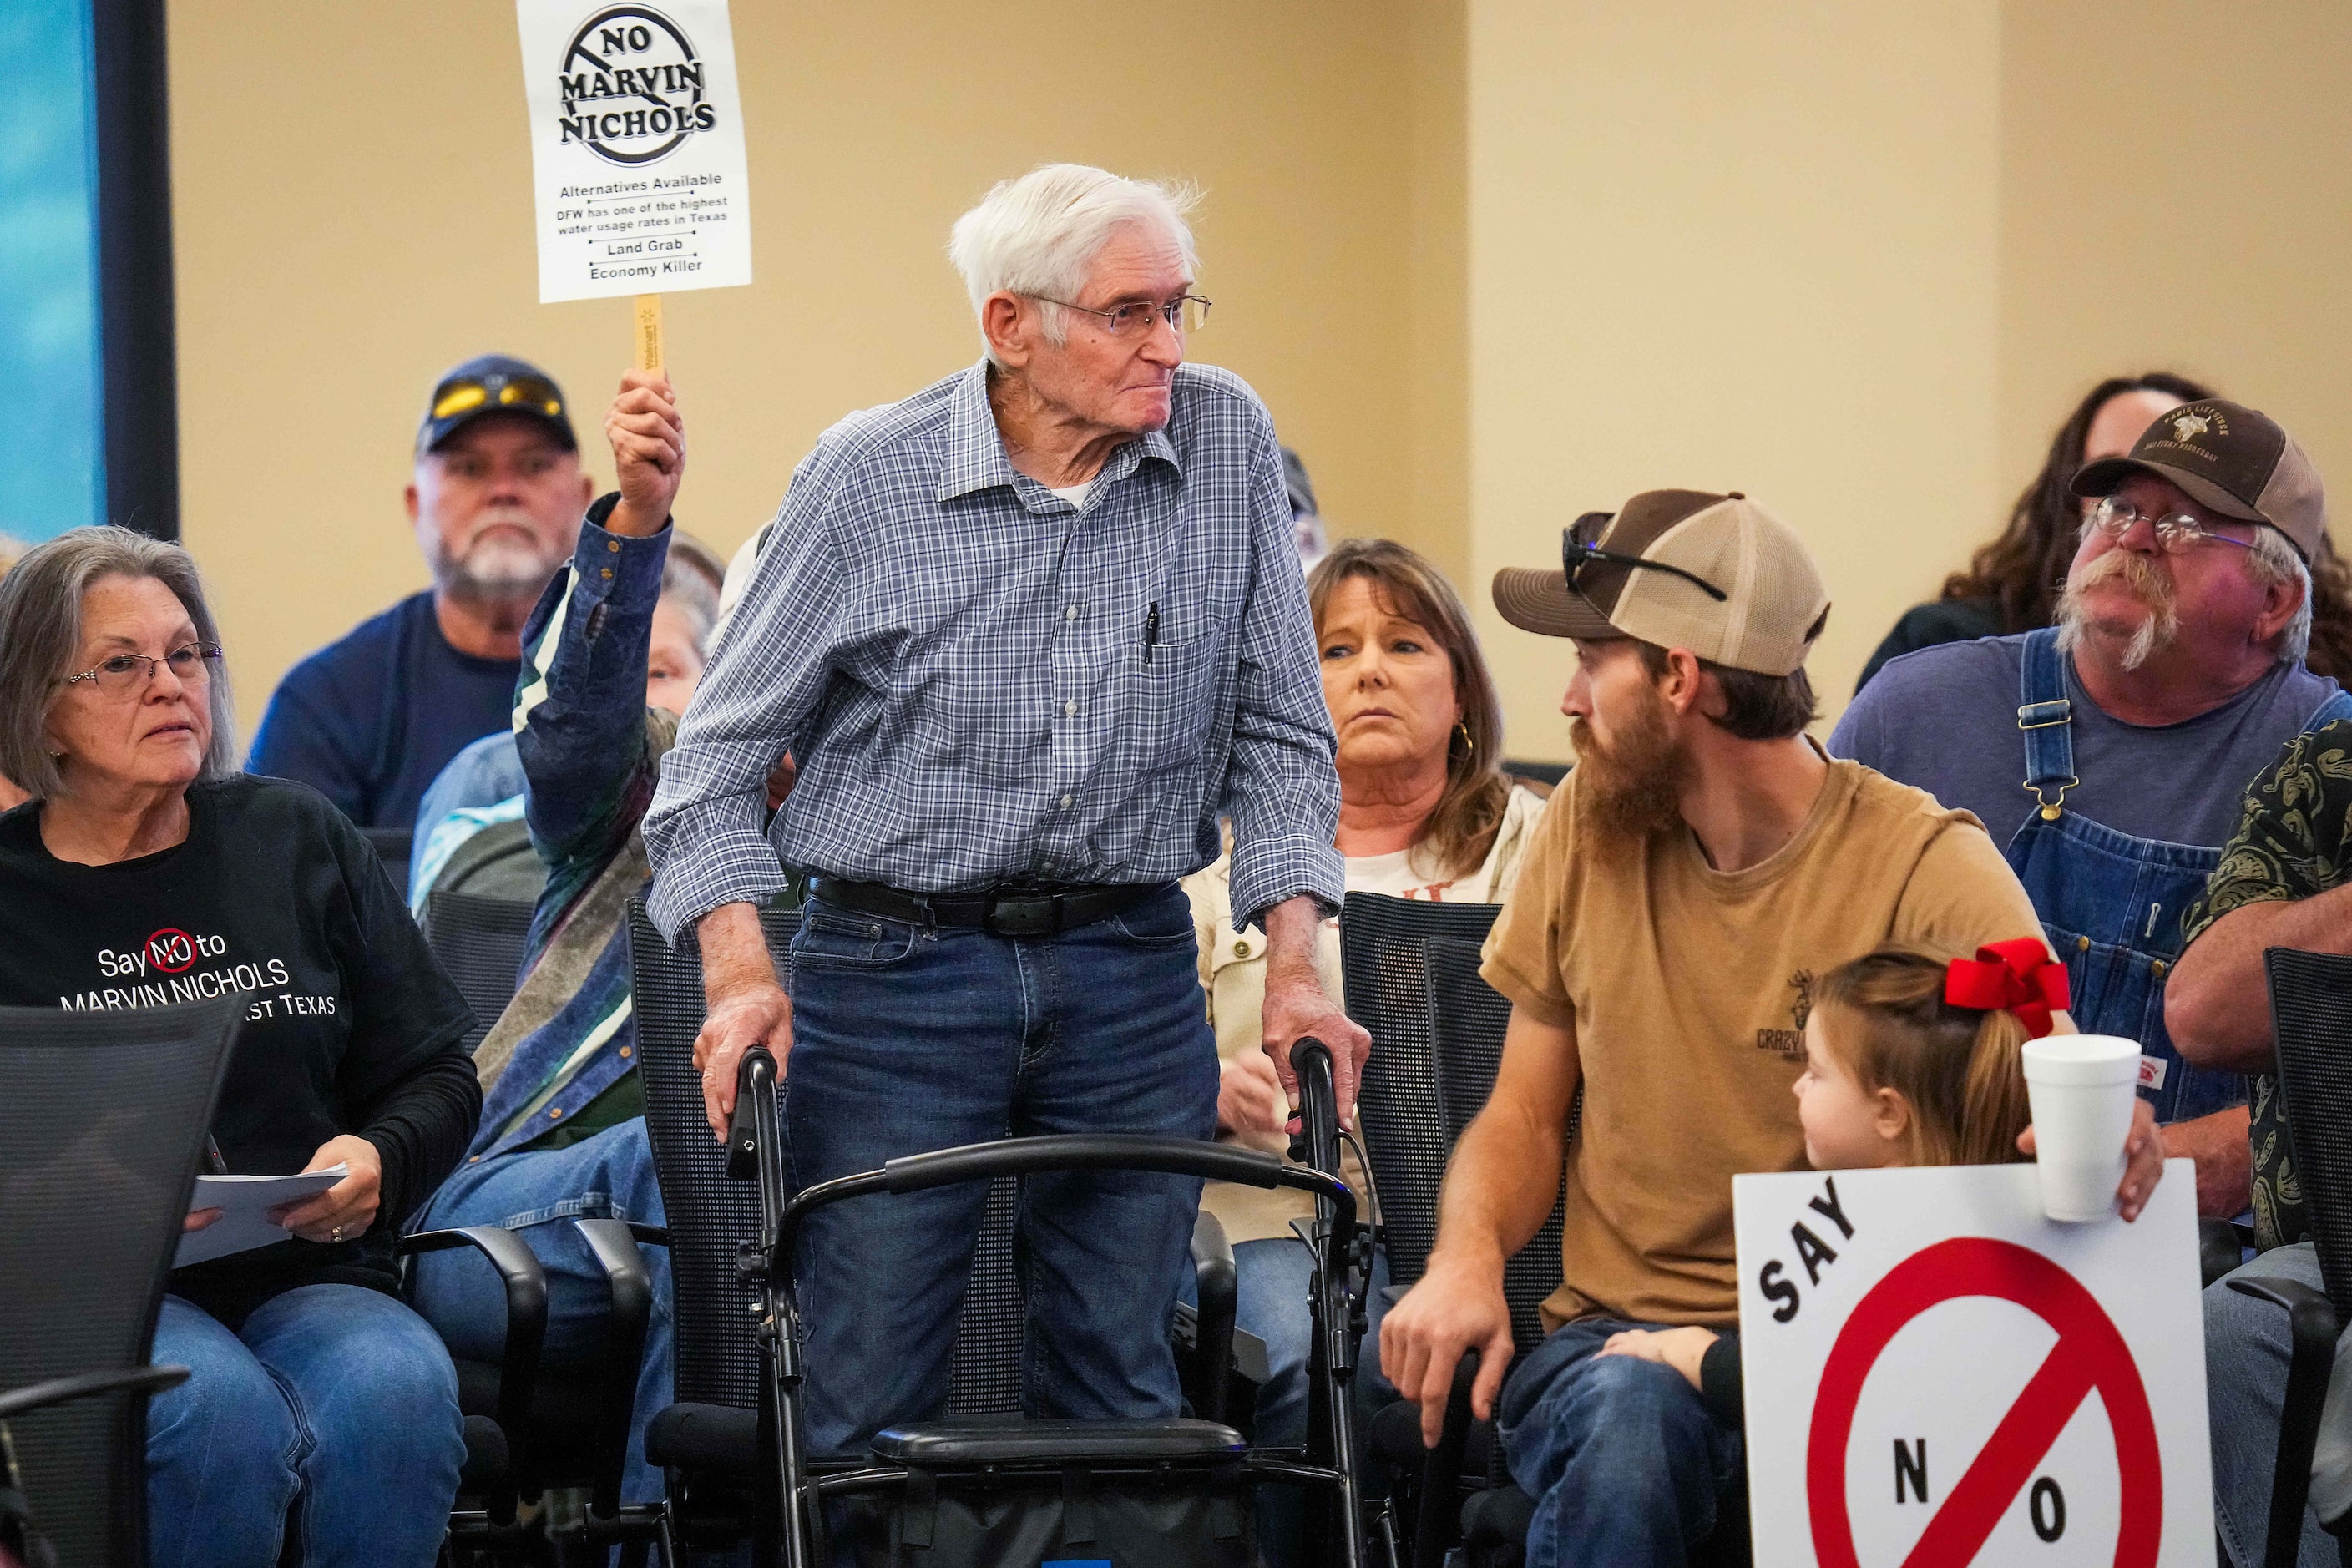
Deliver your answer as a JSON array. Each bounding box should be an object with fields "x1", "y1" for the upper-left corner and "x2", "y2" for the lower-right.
[{"x1": 416, "y1": 354, "x2": 577, "y2": 455}]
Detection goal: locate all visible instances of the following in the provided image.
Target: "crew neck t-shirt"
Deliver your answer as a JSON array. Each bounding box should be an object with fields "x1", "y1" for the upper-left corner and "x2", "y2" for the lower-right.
[
  {"x1": 0, "y1": 775, "x2": 479, "y2": 1326},
  {"x1": 1479, "y1": 757, "x2": 2048, "y2": 1328},
  {"x1": 247, "y1": 590, "x2": 523, "y2": 831},
  {"x1": 1829, "y1": 635, "x2": 2342, "y2": 849}
]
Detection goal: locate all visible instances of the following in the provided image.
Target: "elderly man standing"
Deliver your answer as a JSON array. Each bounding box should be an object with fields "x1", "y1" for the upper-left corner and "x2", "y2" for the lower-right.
[
  {"x1": 644, "y1": 164, "x2": 1366, "y2": 1454},
  {"x1": 1834, "y1": 399, "x2": 2352, "y2": 1216}
]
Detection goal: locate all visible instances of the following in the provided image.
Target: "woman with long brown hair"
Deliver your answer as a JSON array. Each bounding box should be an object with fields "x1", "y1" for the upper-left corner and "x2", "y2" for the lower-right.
[
  {"x1": 1856, "y1": 374, "x2": 2352, "y2": 690},
  {"x1": 1182, "y1": 537, "x2": 1546, "y2": 1554}
]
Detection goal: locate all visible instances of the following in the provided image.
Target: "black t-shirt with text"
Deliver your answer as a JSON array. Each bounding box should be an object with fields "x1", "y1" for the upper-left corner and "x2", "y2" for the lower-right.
[{"x1": 0, "y1": 775, "x2": 478, "y2": 1323}]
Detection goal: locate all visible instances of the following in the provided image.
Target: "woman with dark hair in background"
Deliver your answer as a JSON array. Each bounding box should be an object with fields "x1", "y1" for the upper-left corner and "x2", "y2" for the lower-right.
[{"x1": 1855, "y1": 375, "x2": 2352, "y2": 692}]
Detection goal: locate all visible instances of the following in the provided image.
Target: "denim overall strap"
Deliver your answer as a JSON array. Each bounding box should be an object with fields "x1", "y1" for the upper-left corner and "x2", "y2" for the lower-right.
[
  {"x1": 2309, "y1": 689, "x2": 2352, "y2": 731},
  {"x1": 2003, "y1": 629, "x2": 2240, "y2": 1122},
  {"x1": 2016, "y1": 627, "x2": 2077, "y2": 821}
]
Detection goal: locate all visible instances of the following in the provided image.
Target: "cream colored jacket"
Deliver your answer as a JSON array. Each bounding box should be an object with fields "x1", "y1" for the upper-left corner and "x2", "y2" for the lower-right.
[{"x1": 1181, "y1": 784, "x2": 1550, "y2": 1242}]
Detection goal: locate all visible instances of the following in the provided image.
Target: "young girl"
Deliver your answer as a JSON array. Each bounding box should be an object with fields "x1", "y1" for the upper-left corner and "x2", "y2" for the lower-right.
[{"x1": 1593, "y1": 938, "x2": 2162, "y2": 1409}]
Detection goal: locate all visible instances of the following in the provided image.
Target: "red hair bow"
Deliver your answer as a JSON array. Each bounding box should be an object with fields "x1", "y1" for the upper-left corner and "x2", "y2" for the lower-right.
[{"x1": 1945, "y1": 938, "x2": 2070, "y2": 1039}]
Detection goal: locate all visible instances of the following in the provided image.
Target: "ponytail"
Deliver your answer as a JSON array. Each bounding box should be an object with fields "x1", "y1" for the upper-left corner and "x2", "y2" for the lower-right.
[{"x1": 1954, "y1": 1005, "x2": 2033, "y2": 1166}]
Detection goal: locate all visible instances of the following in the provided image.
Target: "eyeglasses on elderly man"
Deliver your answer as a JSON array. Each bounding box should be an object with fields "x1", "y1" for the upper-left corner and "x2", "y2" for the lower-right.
[
  {"x1": 2085, "y1": 493, "x2": 2256, "y2": 555},
  {"x1": 1022, "y1": 291, "x2": 1212, "y2": 336}
]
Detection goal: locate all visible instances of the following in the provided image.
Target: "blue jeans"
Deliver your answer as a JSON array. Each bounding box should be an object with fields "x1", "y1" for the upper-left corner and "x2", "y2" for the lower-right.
[
  {"x1": 1190, "y1": 1237, "x2": 1394, "y2": 1450},
  {"x1": 1497, "y1": 1318, "x2": 1744, "y2": 1568},
  {"x1": 785, "y1": 885, "x2": 1219, "y2": 1456},
  {"x1": 148, "y1": 1286, "x2": 464, "y2": 1568},
  {"x1": 407, "y1": 1118, "x2": 672, "y2": 1505},
  {"x1": 1182, "y1": 1237, "x2": 1394, "y2": 1568},
  {"x1": 2208, "y1": 1243, "x2": 2352, "y2": 1568}
]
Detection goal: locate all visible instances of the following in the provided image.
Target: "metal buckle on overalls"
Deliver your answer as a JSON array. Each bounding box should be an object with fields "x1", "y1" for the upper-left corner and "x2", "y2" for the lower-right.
[
  {"x1": 2016, "y1": 699, "x2": 2076, "y2": 820},
  {"x1": 2024, "y1": 780, "x2": 2078, "y2": 822}
]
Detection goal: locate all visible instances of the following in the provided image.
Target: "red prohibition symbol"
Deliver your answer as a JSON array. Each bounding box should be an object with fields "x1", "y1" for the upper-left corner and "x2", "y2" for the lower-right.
[
  {"x1": 1806, "y1": 1237, "x2": 2162, "y2": 1568},
  {"x1": 146, "y1": 928, "x2": 197, "y2": 974}
]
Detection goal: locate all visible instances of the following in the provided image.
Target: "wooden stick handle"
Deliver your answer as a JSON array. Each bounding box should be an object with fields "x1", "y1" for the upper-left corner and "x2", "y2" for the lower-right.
[{"x1": 633, "y1": 294, "x2": 665, "y2": 372}]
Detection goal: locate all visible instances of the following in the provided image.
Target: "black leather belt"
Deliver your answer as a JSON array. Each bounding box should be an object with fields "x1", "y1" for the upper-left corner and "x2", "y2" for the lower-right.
[{"x1": 813, "y1": 878, "x2": 1167, "y2": 939}]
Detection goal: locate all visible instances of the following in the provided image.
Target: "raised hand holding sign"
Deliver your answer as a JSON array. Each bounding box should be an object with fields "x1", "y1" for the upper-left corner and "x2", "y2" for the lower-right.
[{"x1": 514, "y1": 0, "x2": 752, "y2": 361}]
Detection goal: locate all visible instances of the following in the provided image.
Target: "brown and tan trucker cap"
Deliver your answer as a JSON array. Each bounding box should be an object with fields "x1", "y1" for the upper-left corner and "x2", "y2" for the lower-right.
[
  {"x1": 1491, "y1": 489, "x2": 1829, "y2": 677},
  {"x1": 2070, "y1": 398, "x2": 2327, "y2": 560}
]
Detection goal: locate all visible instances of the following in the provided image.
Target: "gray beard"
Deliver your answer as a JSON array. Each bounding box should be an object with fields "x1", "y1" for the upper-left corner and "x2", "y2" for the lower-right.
[{"x1": 434, "y1": 533, "x2": 559, "y2": 605}]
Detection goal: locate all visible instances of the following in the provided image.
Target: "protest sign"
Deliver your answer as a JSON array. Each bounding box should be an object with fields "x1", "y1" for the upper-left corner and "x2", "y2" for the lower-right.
[
  {"x1": 513, "y1": 0, "x2": 754, "y2": 364},
  {"x1": 1732, "y1": 1160, "x2": 2210, "y2": 1566}
]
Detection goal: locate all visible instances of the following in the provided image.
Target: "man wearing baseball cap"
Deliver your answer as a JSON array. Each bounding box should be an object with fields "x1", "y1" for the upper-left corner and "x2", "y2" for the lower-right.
[
  {"x1": 1834, "y1": 398, "x2": 2351, "y2": 1216},
  {"x1": 1381, "y1": 491, "x2": 2066, "y2": 1565},
  {"x1": 248, "y1": 355, "x2": 594, "y2": 848}
]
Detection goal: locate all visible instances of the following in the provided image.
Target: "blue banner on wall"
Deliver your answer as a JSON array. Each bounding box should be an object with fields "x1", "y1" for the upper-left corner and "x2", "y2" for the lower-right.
[{"x1": 0, "y1": 0, "x2": 102, "y2": 546}]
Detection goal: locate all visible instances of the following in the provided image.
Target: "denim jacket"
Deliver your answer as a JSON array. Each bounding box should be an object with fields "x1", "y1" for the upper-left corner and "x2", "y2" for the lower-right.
[{"x1": 463, "y1": 496, "x2": 672, "y2": 1165}]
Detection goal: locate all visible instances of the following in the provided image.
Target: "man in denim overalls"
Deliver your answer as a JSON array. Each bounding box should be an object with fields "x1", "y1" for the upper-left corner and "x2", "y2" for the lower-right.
[{"x1": 1834, "y1": 398, "x2": 2349, "y2": 1216}]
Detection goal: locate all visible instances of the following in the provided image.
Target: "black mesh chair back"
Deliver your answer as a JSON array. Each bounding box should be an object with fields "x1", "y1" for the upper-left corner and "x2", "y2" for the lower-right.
[
  {"x1": 625, "y1": 902, "x2": 1028, "y2": 1416},
  {"x1": 629, "y1": 900, "x2": 776, "y2": 1411},
  {"x1": 0, "y1": 997, "x2": 243, "y2": 1568},
  {"x1": 427, "y1": 890, "x2": 538, "y2": 1055},
  {"x1": 2263, "y1": 948, "x2": 2352, "y2": 1319},
  {"x1": 1340, "y1": 893, "x2": 1505, "y2": 1285},
  {"x1": 361, "y1": 825, "x2": 413, "y2": 897},
  {"x1": 1426, "y1": 937, "x2": 1568, "y2": 1355}
]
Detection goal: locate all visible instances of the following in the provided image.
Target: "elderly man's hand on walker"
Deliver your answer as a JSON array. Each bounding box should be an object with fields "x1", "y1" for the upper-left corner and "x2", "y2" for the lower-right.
[
  {"x1": 1258, "y1": 894, "x2": 1371, "y2": 1128},
  {"x1": 692, "y1": 900, "x2": 793, "y2": 1139}
]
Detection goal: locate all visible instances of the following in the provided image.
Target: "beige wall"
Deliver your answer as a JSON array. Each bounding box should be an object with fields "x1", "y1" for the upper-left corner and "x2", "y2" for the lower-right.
[
  {"x1": 1998, "y1": 1, "x2": 2352, "y2": 525},
  {"x1": 170, "y1": 0, "x2": 1464, "y2": 743},
  {"x1": 1465, "y1": 0, "x2": 2003, "y2": 760}
]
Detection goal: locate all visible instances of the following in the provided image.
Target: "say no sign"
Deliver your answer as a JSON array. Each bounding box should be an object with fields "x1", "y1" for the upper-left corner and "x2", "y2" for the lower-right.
[{"x1": 1732, "y1": 1161, "x2": 2210, "y2": 1566}]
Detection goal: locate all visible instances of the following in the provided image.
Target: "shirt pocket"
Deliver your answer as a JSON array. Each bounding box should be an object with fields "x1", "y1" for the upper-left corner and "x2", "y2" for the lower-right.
[{"x1": 1122, "y1": 627, "x2": 1227, "y2": 776}]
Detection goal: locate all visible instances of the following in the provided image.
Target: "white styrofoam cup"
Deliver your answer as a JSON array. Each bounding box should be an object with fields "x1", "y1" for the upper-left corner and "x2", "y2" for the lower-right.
[{"x1": 2021, "y1": 1034, "x2": 2141, "y2": 1222}]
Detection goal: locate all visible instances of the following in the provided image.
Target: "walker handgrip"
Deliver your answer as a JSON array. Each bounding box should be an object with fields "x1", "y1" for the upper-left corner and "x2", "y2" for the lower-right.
[{"x1": 1288, "y1": 1036, "x2": 1343, "y2": 1181}]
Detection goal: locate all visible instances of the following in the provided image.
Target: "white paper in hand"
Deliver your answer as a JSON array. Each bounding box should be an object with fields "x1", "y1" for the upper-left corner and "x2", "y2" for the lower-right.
[
  {"x1": 176, "y1": 1166, "x2": 348, "y2": 1267},
  {"x1": 513, "y1": 0, "x2": 754, "y2": 303}
]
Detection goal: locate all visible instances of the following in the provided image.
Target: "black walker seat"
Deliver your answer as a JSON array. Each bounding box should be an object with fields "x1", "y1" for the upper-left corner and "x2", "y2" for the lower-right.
[{"x1": 624, "y1": 899, "x2": 1390, "y2": 1566}]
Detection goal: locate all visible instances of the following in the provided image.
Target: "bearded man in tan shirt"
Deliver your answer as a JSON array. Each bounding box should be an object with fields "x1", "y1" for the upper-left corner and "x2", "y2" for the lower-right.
[{"x1": 1378, "y1": 492, "x2": 2056, "y2": 1568}]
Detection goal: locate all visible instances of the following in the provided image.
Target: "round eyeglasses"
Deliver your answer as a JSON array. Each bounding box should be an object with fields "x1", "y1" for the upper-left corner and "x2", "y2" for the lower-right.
[
  {"x1": 2086, "y1": 494, "x2": 2254, "y2": 555},
  {"x1": 60, "y1": 643, "x2": 224, "y2": 696}
]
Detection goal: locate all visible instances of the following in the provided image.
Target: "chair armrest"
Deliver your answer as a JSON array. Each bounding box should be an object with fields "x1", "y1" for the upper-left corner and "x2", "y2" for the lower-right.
[
  {"x1": 2201, "y1": 1216, "x2": 2253, "y2": 1287},
  {"x1": 2228, "y1": 1274, "x2": 2339, "y2": 1565},
  {"x1": 1410, "y1": 1352, "x2": 1481, "y2": 1568},
  {"x1": 0, "y1": 1365, "x2": 188, "y2": 1423},
  {"x1": 401, "y1": 1224, "x2": 548, "y2": 1520},
  {"x1": 1186, "y1": 1209, "x2": 1237, "y2": 1425},
  {"x1": 572, "y1": 1216, "x2": 656, "y2": 1520}
]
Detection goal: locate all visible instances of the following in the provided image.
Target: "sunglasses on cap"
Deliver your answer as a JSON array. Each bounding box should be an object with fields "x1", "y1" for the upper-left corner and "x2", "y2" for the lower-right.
[
  {"x1": 1563, "y1": 511, "x2": 1727, "y2": 603},
  {"x1": 428, "y1": 370, "x2": 565, "y2": 423}
]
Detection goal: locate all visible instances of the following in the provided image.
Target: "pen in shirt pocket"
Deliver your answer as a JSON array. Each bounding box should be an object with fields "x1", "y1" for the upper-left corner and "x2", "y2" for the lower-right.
[
  {"x1": 205, "y1": 1135, "x2": 228, "y2": 1175},
  {"x1": 1143, "y1": 601, "x2": 1160, "y2": 665}
]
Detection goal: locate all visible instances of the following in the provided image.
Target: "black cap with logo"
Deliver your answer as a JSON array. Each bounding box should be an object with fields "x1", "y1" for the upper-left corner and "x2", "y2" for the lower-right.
[
  {"x1": 2071, "y1": 398, "x2": 2326, "y2": 560},
  {"x1": 415, "y1": 354, "x2": 578, "y2": 457}
]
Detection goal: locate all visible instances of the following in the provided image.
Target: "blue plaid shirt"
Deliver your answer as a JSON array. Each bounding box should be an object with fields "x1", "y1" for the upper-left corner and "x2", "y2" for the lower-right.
[{"x1": 645, "y1": 359, "x2": 1342, "y2": 938}]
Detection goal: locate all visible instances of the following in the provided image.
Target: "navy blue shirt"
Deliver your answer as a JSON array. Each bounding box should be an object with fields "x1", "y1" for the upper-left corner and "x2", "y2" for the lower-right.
[{"x1": 248, "y1": 592, "x2": 520, "y2": 830}]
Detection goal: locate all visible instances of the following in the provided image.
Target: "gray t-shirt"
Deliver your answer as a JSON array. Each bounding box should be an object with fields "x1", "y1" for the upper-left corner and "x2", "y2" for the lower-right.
[{"x1": 1828, "y1": 634, "x2": 2342, "y2": 850}]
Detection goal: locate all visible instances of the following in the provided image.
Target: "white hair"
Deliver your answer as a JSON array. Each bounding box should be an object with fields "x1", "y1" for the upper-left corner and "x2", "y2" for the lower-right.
[
  {"x1": 947, "y1": 163, "x2": 1201, "y2": 367},
  {"x1": 2247, "y1": 525, "x2": 2314, "y2": 665}
]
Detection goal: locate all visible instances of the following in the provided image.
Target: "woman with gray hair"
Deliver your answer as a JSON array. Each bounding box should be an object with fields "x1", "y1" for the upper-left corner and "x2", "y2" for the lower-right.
[{"x1": 0, "y1": 526, "x2": 478, "y2": 1566}]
